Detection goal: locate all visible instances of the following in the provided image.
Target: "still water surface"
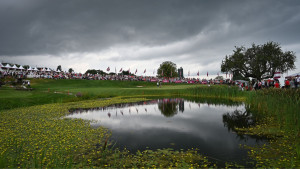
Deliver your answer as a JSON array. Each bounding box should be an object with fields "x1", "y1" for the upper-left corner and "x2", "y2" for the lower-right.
[{"x1": 67, "y1": 98, "x2": 265, "y2": 166}]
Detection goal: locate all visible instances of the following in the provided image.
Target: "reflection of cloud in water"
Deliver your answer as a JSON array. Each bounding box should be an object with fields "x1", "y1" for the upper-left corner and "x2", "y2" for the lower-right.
[
  {"x1": 66, "y1": 99, "x2": 263, "y2": 166},
  {"x1": 67, "y1": 100, "x2": 245, "y2": 143}
]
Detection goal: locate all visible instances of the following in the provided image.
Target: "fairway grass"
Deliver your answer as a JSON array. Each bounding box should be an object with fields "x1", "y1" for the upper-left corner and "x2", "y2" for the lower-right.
[{"x1": 0, "y1": 79, "x2": 200, "y2": 110}]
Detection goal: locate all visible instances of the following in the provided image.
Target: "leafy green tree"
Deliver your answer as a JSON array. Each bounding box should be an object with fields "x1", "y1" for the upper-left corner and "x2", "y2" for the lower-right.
[
  {"x1": 85, "y1": 69, "x2": 107, "y2": 75},
  {"x1": 68, "y1": 68, "x2": 74, "y2": 74},
  {"x1": 157, "y1": 61, "x2": 178, "y2": 78},
  {"x1": 121, "y1": 70, "x2": 130, "y2": 75},
  {"x1": 221, "y1": 42, "x2": 296, "y2": 80},
  {"x1": 56, "y1": 65, "x2": 62, "y2": 72},
  {"x1": 85, "y1": 69, "x2": 97, "y2": 75},
  {"x1": 23, "y1": 65, "x2": 30, "y2": 69}
]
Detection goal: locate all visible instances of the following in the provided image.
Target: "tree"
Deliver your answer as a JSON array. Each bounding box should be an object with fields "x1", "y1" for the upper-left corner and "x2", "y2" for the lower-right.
[
  {"x1": 68, "y1": 68, "x2": 74, "y2": 74},
  {"x1": 23, "y1": 65, "x2": 30, "y2": 70},
  {"x1": 56, "y1": 65, "x2": 62, "y2": 72},
  {"x1": 221, "y1": 42, "x2": 296, "y2": 80},
  {"x1": 157, "y1": 61, "x2": 178, "y2": 78},
  {"x1": 85, "y1": 69, "x2": 98, "y2": 75},
  {"x1": 121, "y1": 70, "x2": 130, "y2": 75},
  {"x1": 214, "y1": 76, "x2": 224, "y2": 80},
  {"x1": 85, "y1": 69, "x2": 107, "y2": 75}
]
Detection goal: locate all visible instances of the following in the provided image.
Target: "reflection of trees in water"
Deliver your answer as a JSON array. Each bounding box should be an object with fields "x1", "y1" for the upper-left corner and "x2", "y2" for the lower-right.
[
  {"x1": 69, "y1": 99, "x2": 184, "y2": 117},
  {"x1": 222, "y1": 105, "x2": 265, "y2": 141},
  {"x1": 157, "y1": 100, "x2": 179, "y2": 117},
  {"x1": 223, "y1": 109, "x2": 255, "y2": 131}
]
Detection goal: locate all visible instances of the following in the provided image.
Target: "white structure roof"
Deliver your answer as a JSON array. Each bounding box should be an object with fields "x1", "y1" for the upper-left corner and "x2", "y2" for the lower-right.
[
  {"x1": 12, "y1": 65, "x2": 18, "y2": 69},
  {"x1": 4, "y1": 64, "x2": 12, "y2": 69}
]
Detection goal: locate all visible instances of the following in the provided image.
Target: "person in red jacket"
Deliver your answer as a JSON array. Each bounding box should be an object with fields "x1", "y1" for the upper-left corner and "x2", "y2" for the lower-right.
[
  {"x1": 285, "y1": 79, "x2": 290, "y2": 89},
  {"x1": 274, "y1": 81, "x2": 280, "y2": 88}
]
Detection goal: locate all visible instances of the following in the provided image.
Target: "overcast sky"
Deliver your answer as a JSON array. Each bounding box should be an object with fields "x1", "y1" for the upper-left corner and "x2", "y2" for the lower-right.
[{"x1": 1, "y1": 0, "x2": 300, "y2": 77}]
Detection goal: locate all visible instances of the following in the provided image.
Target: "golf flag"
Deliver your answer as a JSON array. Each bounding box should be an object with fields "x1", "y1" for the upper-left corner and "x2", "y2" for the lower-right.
[
  {"x1": 144, "y1": 69, "x2": 146, "y2": 73},
  {"x1": 107, "y1": 67, "x2": 110, "y2": 71},
  {"x1": 207, "y1": 72, "x2": 208, "y2": 77},
  {"x1": 135, "y1": 69, "x2": 137, "y2": 74},
  {"x1": 197, "y1": 71, "x2": 199, "y2": 76},
  {"x1": 119, "y1": 68, "x2": 122, "y2": 72}
]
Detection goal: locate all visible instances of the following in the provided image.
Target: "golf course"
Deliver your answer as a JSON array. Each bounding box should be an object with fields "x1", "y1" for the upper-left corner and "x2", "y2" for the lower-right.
[{"x1": 0, "y1": 78, "x2": 299, "y2": 168}]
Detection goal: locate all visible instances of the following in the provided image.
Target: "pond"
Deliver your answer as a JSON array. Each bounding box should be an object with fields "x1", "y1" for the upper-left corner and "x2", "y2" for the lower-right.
[{"x1": 66, "y1": 98, "x2": 266, "y2": 166}]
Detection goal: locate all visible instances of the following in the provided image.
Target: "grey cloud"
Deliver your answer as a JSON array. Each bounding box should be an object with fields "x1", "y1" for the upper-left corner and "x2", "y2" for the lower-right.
[
  {"x1": 0, "y1": 0, "x2": 237, "y2": 56},
  {"x1": 0, "y1": 0, "x2": 299, "y2": 75}
]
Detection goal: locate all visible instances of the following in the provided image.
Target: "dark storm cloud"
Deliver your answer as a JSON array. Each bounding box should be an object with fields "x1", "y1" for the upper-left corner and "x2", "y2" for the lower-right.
[
  {"x1": 0, "y1": 0, "x2": 300, "y2": 75},
  {"x1": 1, "y1": 0, "x2": 298, "y2": 56},
  {"x1": 0, "y1": 0, "x2": 216, "y2": 55}
]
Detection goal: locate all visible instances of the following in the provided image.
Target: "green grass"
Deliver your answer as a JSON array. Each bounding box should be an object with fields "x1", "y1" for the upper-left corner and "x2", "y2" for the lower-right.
[
  {"x1": 0, "y1": 78, "x2": 199, "y2": 110},
  {"x1": 1, "y1": 78, "x2": 300, "y2": 168}
]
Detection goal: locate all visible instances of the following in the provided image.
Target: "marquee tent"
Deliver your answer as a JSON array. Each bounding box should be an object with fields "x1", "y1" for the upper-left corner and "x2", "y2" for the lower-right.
[
  {"x1": 18, "y1": 65, "x2": 25, "y2": 70},
  {"x1": 3, "y1": 64, "x2": 12, "y2": 69},
  {"x1": 286, "y1": 72, "x2": 300, "y2": 78}
]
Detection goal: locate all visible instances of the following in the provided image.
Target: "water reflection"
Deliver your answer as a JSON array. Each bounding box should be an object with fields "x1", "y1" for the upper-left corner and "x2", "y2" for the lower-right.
[
  {"x1": 67, "y1": 98, "x2": 265, "y2": 166},
  {"x1": 158, "y1": 98, "x2": 179, "y2": 117},
  {"x1": 69, "y1": 98, "x2": 186, "y2": 118}
]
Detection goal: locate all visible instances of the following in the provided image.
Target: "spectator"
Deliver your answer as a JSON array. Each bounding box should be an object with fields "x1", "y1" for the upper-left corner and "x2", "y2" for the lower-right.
[
  {"x1": 274, "y1": 81, "x2": 280, "y2": 88},
  {"x1": 285, "y1": 79, "x2": 290, "y2": 89}
]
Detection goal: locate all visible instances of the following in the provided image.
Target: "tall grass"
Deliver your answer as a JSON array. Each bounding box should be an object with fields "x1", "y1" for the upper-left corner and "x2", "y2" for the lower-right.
[
  {"x1": 247, "y1": 89, "x2": 300, "y2": 133},
  {"x1": 180, "y1": 85, "x2": 248, "y2": 101}
]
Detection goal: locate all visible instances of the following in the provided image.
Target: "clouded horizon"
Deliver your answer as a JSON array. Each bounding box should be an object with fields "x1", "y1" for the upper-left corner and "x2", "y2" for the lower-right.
[{"x1": 1, "y1": 0, "x2": 300, "y2": 78}]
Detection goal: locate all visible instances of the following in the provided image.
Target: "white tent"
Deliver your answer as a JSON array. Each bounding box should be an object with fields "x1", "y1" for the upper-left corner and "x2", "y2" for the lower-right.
[
  {"x1": 32, "y1": 67, "x2": 38, "y2": 71},
  {"x1": 287, "y1": 72, "x2": 300, "y2": 77},
  {"x1": 27, "y1": 67, "x2": 33, "y2": 71},
  {"x1": 11, "y1": 65, "x2": 18, "y2": 70},
  {"x1": 3, "y1": 64, "x2": 12, "y2": 69},
  {"x1": 18, "y1": 65, "x2": 25, "y2": 70}
]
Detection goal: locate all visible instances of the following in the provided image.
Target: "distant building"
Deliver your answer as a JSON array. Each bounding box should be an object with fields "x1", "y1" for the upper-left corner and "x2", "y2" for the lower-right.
[{"x1": 178, "y1": 67, "x2": 184, "y2": 79}]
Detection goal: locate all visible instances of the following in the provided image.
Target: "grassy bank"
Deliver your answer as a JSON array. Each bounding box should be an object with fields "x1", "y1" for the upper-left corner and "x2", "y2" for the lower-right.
[{"x1": 238, "y1": 89, "x2": 300, "y2": 167}]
